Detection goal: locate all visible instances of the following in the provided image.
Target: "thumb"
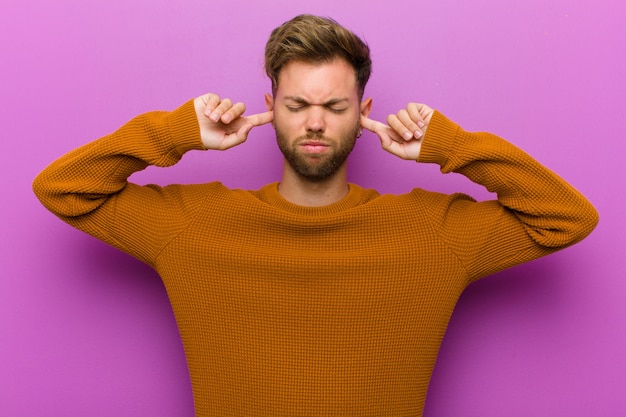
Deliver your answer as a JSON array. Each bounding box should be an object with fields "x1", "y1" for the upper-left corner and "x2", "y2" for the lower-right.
[
  {"x1": 236, "y1": 122, "x2": 256, "y2": 142},
  {"x1": 217, "y1": 122, "x2": 255, "y2": 150}
]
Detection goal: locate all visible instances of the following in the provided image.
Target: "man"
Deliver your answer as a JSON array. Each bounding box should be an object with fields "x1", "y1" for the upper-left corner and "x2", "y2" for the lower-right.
[{"x1": 33, "y1": 14, "x2": 598, "y2": 417}]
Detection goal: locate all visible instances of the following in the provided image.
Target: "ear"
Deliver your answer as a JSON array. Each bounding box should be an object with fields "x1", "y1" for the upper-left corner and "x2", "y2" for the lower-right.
[
  {"x1": 360, "y1": 97, "x2": 372, "y2": 118},
  {"x1": 264, "y1": 93, "x2": 274, "y2": 111}
]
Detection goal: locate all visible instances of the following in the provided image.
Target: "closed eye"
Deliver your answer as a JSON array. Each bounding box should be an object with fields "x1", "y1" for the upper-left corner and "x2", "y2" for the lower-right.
[
  {"x1": 286, "y1": 105, "x2": 307, "y2": 112},
  {"x1": 327, "y1": 106, "x2": 348, "y2": 114},
  {"x1": 285, "y1": 104, "x2": 348, "y2": 114}
]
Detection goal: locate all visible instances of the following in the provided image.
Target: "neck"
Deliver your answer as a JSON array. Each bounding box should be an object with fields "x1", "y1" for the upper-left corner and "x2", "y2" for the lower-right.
[{"x1": 278, "y1": 162, "x2": 349, "y2": 207}]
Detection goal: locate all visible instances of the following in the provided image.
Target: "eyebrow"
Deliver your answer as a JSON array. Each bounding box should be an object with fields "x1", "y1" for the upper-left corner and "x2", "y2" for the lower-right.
[{"x1": 284, "y1": 96, "x2": 350, "y2": 106}]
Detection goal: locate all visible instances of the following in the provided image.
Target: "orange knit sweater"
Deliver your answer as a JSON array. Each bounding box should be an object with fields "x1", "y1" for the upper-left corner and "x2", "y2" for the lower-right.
[{"x1": 33, "y1": 100, "x2": 598, "y2": 416}]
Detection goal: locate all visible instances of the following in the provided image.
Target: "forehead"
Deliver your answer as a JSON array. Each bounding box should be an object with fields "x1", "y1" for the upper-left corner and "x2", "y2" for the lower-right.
[{"x1": 275, "y1": 59, "x2": 359, "y2": 101}]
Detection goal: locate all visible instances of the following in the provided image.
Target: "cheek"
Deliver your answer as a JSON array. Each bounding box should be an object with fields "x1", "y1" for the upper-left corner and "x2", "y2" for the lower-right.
[
  {"x1": 331, "y1": 112, "x2": 360, "y2": 133},
  {"x1": 274, "y1": 111, "x2": 309, "y2": 137}
]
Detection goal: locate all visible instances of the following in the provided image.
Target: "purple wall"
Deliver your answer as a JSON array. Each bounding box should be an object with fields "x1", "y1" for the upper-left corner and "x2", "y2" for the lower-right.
[{"x1": 2, "y1": 0, "x2": 624, "y2": 415}]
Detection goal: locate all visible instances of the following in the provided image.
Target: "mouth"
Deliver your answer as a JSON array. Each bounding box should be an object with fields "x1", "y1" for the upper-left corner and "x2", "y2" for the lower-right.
[{"x1": 299, "y1": 140, "x2": 331, "y2": 154}]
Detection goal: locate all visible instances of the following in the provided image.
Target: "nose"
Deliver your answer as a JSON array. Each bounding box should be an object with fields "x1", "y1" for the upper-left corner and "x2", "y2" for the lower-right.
[{"x1": 305, "y1": 106, "x2": 326, "y2": 134}]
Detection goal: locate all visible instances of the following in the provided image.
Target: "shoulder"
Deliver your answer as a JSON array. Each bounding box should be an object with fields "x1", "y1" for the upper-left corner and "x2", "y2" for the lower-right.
[{"x1": 376, "y1": 188, "x2": 476, "y2": 206}]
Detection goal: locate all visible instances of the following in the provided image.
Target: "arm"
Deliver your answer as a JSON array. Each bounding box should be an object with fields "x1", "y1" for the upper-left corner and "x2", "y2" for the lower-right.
[
  {"x1": 33, "y1": 95, "x2": 272, "y2": 265},
  {"x1": 362, "y1": 105, "x2": 599, "y2": 280}
]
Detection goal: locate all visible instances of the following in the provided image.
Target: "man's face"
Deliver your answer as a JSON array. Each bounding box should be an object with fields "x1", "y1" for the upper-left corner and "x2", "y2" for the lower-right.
[{"x1": 266, "y1": 59, "x2": 371, "y2": 182}]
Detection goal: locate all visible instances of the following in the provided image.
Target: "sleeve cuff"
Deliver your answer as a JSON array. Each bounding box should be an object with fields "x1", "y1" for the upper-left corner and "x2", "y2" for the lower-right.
[
  {"x1": 166, "y1": 99, "x2": 206, "y2": 158},
  {"x1": 417, "y1": 110, "x2": 461, "y2": 170}
]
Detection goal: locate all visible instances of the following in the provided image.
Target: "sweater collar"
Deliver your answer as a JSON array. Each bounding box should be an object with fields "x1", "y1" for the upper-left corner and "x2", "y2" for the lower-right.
[{"x1": 256, "y1": 182, "x2": 368, "y2": 216}]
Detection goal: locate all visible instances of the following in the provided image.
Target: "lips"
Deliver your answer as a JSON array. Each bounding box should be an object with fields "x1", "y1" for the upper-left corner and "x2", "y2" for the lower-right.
[{"x1": 299, "y1": 140, "x2": 331, "y2": 154}]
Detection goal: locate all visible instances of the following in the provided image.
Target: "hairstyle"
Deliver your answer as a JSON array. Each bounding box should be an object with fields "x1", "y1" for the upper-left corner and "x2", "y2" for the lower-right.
[{"x1": 264, "y1": 14, "x2": 372, "y2": 99}]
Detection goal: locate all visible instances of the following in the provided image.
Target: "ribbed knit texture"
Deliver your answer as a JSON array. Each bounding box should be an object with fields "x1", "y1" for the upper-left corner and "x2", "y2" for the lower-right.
[{"x1": 33, "y1": 100, "x2": 598, "y2": 416}]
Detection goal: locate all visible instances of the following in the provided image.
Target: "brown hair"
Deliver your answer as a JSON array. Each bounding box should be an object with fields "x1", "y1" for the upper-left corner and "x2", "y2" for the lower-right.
[{"x1": 264, "y1": 14, "x2": 372, "y2": 99}]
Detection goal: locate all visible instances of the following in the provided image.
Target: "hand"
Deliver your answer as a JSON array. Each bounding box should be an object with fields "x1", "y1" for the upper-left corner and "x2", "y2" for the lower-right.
[
  {"x1": 194, "y1": 93, "x2": 274, "y2": 150},
  {"x1": 361, "y1": 102, "x2": 435, "y2": 160}
]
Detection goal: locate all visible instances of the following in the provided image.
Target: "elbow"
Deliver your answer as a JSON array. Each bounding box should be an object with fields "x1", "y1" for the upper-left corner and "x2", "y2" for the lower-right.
[
  {"x1": 523, "y1": 200, "x2": 599, "y2": 250},
  {"x1": 568, "y1": 194, "x2": 600, "y2": 244},
  {"x1": 32, "y1": 170, "x2": 82, "y2": 218},
  {"x1": 32, "y1": 171, "x2": 66, "y2": 217},
  {"x1": 540, "y1": 203, "x2": 599, "y2": 249},
  {"x1": 574, "y1": 203, "x2": 600, "y2": 242},
  {"x1": 32, "y1": 171, "x2": 52, "y2": 209}
]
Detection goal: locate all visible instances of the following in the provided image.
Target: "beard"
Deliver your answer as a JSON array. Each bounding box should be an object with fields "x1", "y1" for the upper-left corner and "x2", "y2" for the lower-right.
[{"x1": 276, "y1": 121, "x2": 360, "y2": 182}]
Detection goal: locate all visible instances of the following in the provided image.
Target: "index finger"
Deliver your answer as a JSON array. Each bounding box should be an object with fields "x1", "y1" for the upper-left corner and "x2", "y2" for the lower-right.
[
  {"x1": 360, "y1": 115, "x2": 387, "y2": 133},
  {"x1": 246, "y1": 111, "x2": 274, "y2": 127},
  {"x1": 361, "y1": 114, "x2": 403, "y2": 144}
]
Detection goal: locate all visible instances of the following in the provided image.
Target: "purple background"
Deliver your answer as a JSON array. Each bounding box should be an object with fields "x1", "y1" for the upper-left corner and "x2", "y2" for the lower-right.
[{"x1": 2, "y1": 0, "x2": 624, "y2": 415}]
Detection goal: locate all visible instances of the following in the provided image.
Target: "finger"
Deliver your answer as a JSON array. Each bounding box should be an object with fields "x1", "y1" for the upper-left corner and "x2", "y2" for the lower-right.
[
  {"x1": 209, "y1": 98, "x2": 233, "y2": 122},
  {"x1": 211, "y1": 122, "x2": 251, "y2": 150},
  {"x1": 407, "y1": 102, "x2": 428, "y2": 129},
  {"x1": 379, "y1": 126, "x2": 404, "y2": 148},
  {"x1": 360, "y1": 115, "x2": 401, "y2": 145},
  {"x1": 386, "y1": 114, "x2": 415, "y2": 143},
  {"x1": 409, "y1": 102, "x2": 436, "y2": 132},
  {"x1": 410, "y1": 102, "x2": 434, "y2": 119},
  {"x1": 200, "y1": 94, "x2": 222, "y2": 118},
  {"x1": 237, "y1": 122, "x2": 255, "y2": 141},
  {"x1": 220, "y1": 102, "x2": 246, "y2": 124},
  {"x1": 361, "y1": 115, "x2": 403, "y2": 145},
  {"x1": 360, "y1": 115, "x2": 386, "y2": 134},
  {"x1": 396, "y1": 109, "x2": 423, "y2": 140},
  {"x1": 226, "y1": 122, "x2": 256, "y2": 149},
  {"x1": 245, "y1": 110, "x2": 274, "y2": 127}
]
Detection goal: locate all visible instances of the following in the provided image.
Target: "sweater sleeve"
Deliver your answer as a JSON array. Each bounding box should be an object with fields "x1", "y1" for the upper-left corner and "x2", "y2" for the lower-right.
[
  {"x1": 417, "y1": 111, "x2": 599, "y2": 282},
  {"x1": 32, "y1": 99, "x2": 208, "y2": 266}
]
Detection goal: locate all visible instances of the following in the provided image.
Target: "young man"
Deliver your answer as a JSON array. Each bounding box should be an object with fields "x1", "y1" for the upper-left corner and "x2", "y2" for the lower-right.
[{"x1": 33, "y1": 14, "x2": 598, "y2": 417}]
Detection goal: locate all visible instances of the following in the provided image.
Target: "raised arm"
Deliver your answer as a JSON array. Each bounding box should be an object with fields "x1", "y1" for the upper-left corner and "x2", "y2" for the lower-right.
[
  {"x1": 363, "y1": 104, "x2": 599, "y2": 280},
  {"x1": 32, "y1": 95, "x2": 272, "y2": 264}
]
